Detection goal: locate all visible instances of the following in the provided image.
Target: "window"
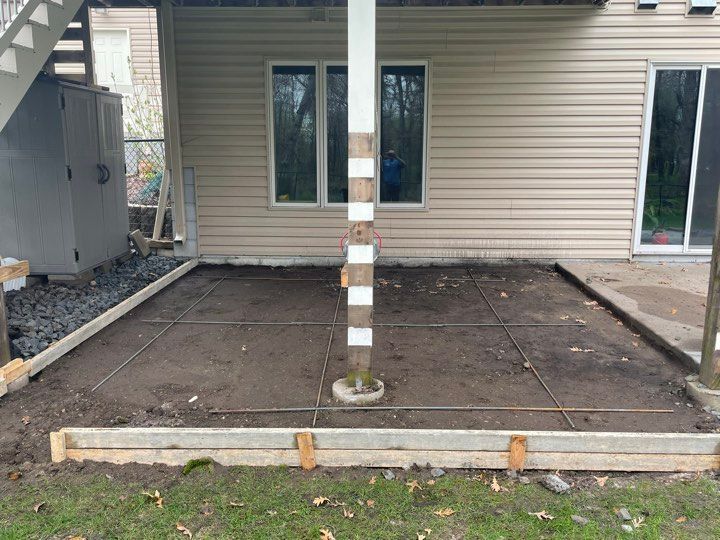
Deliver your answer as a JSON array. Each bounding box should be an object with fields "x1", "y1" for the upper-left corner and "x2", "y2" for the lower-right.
[
  {"x1": 635, "y1": 64, "x2": 720, "y2": 254},
  {"x1": 379, "y1": 63, "x2": 427, "y2": 206},
  {"x1": 268, "y1": 60, "x2": 428, "y2": 208},
  {"x1": 270, "y1": 64, "x2": 318, "y2": 205}
]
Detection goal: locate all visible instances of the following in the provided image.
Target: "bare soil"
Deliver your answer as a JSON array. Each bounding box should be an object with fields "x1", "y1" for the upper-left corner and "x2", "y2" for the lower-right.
[{"x1": 1, "y1": 264, "x2": 718, "y2": 479}]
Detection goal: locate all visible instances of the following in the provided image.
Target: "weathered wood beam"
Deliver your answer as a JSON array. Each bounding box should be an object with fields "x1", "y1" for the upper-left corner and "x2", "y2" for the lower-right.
[
  {"x1": 346, "y1": 0, "x2": 376, "y2": 387},
  {"x1": 700, "y1": 187, "x2": 720, "y2": 390}
]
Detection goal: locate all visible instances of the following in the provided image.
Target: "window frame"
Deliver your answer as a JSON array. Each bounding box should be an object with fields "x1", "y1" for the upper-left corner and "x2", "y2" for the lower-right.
[
  {"x1": 266, "y1": 58, "x2": 430, "y2": 209},
  {"x1": 633, "y1": 62, "x2": 716, "y2": 255},
  {"x1": 376, "y1": 59, "x2": 430, "y2": 209},
  {"x1": 266, "y1": 59, "x2": 322, "y2": 208}
]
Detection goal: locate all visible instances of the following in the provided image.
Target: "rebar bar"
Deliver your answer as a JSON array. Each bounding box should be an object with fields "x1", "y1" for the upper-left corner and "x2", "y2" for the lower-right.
[
  {"x1": 467, "y1": 269, "x2": 577, "y2": 430},
  {"x1": 140, "y1": 319, "x2": 586, "y2": 328},
  {"x1": 210, "y1": 405, "x2": 674, "y2": 415},
  {"x1": 91, "y1": 277, "x2": 226, "y2": 392}
]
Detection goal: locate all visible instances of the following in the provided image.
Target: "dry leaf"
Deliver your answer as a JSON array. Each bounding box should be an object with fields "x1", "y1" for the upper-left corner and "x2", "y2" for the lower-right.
[
  {"x1": 576, "y1": 319, "x2": 586, "y2": 324},
  {"x1": 313, "y1": 496, "x2": 330, "y2": 507},
  {"x1": 176, "y1": 522, "x2": 192, "y2": 538},
  {"x1": 319, "y1": 529, "x2": 336, "y2": 540},
  {"x1": 433, "y1": 508, "x2": 455, "y2": 517},
  {"x1": 500, "y1": 291, "x2": 509, "y2": 298},
  {"x1": 584, "y1": 301, "x2": 598, "y2": 306},
  {"x1": 21, "y1": 416, "x2": 30, "y2": 425},
  {"x1": 7, "y1": 471, "x2": 21, "y2": 481},
  {"x1": 328, "y1": 500, "x2": 346, "y2": 508},
  {"x1": 426, "y1": 479, "x2": 436, "y2": 485},
  {"x1": 594, "y1": 476, "x2": 609, "y2": 487},
  {"x1": 369, "y1": 476, "x2": 377, "y2": 485},
  {"x1": 560, "y1": 315, "x2": 570, "y2": 320},
  {"x1": 671, "y1": 308, "x2": 678, "y2": 315},
  {"x1": 675, "y1": 516, "x2": 687, "y2": 523},
  {"x1": 570, "y1": 347, "x2": 595, "y2": 353},
  {"x1": 33, "y1": 502, "x2": 45, "y2": 513},
  {"x1": 406, "y1": 480, "x2": 423, "y2": 493},
  {"x1": 366, "y1": 499, "x2": 375, "y2": 508},
  {"x1": 229, "y1": 501, "x2": 245, "y2": 508},
  {"x1": 633, "y1": 516, "x2": 646, "y2": 528},
  {"x1": 490, "y1": 475, "x2": 508, "y2": 493},
  {"x1": 528, "y1": 510, "x2": 555, "y2": 521},
  {"x1": 342, "y1": 507, "x2": 354, "y2": 519},
  {"x1": 621, "y1": 357, "x2": 630, "y2": 362},
  {"x1": 417, "y1": 529, "x2": 432, "y2": 540},
  {"x1": 142, "y1": 490, "x2": 164, "y2": 508}
]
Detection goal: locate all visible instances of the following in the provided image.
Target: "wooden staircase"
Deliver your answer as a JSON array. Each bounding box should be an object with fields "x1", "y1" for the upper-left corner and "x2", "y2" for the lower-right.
[{"x1": 0, "y1": 0, "x2": 85, "y2": 131}]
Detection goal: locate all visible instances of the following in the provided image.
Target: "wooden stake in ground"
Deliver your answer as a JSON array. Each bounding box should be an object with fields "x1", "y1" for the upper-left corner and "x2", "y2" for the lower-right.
[
  {"x1": 346, "y1": 0, "x2": 376, "y2": 387},
  {"x1": 700, "y1": 187, "x2": 720, "y2": 390},
  {"x1": 0, "y1": 259, "x2": 30, "y2": 364}
]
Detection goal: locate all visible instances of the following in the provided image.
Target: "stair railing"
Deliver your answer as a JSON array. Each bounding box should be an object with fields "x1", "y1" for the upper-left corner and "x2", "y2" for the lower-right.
[{"x1": 1, "y1": 0, "x2": 26, "y2": 33}]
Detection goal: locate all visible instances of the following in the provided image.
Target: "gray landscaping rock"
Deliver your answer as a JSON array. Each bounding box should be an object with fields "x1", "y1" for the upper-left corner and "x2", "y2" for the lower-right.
[
  {"x1": 540, "y1": 474, "x2": 571, "y2": 494},
  {"x1": 571, "y1": 515, "x2": 589, "y2": 526},
  {"x1": 382, "y1": 469, "x2": 396, "y2": 480},
  {"x1": 517, "y1": 476, "x2": 530, "y2": 485},
  {"x1": 616, "y1": 508, "x2": 632, "y2": 521},
  {"x1": 430, "y1": 468, "x2": 446, "y2": 478},
  {"x1": 621, "y1": 524, "x2": 634, "y2": 533}
]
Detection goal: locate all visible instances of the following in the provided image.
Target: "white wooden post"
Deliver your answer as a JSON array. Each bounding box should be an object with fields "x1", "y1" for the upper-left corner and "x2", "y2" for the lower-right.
[{"x1": 346, "y1": 0, "x2": 376, "y2": 387}]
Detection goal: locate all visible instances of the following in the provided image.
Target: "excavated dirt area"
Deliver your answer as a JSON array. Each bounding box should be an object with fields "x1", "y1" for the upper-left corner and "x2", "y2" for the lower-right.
[{"x1": 1, "y1": 264, "x2": 718, "y2": 470}]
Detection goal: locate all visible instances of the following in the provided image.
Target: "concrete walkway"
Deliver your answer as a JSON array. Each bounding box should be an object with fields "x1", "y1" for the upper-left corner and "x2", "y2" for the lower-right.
[{"x1": 557, "y1": 261, "x2": 709, "y2": 370}]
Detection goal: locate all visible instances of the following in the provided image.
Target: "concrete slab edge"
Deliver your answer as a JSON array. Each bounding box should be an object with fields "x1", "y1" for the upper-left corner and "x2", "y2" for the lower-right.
[{"x1": 555, "y1": 262, "x2": 700, "y2": 371}]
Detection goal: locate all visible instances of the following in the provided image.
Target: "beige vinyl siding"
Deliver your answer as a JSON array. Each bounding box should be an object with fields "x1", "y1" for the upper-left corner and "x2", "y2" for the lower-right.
[
  {"x1": 173, "y1": 2, "x2": 720, "y2": 260},
  {"x1": 91, "y1": 8, "x2": 161, "y2": 90}
]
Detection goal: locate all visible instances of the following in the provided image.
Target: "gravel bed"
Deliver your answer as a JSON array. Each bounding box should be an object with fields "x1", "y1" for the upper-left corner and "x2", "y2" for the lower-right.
[{"x1": 5, "y1": 256, "x2": 181, "y2": 359}]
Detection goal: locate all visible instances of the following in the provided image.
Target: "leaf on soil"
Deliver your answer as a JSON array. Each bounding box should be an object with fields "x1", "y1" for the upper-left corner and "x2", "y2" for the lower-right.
[
  {"x1": 7, "y1": 471, "x2": 21, "y2": 481},
  {"x1": 319, "y1": 528, "x2": 336, "y2": 540},
  {"x1": 328, "y1": 500, "x2": 346, "y2": 508},
  {"x1": 342, "y1": 507, "x2": 354, "y2": 519},
  {"x1": 570, "y1": 347, "x2": 595, "y2": 353},
  {"x1": 417, "y1": 529, "x2": 432, "y2": 540},
  {"x1": 500, "y1": 291, "x2": 509, "y2": 298},
  {"x1": 406, "y1": 480, "x2": 423, "y2": 493},
  {"x1": 229, "y1": 501, "x2": 245, "y2": 508},
  {"x1": 313, "y1": 496, "x2": 330, "y2": 507},
  {"x1": 369, "y1": 476, "x2": 377, "y2": 485},
  {"x1": 584, "y1": 301, "x2": 598, "y2": 306},
  {"x1": 490, "y1": 475, "x2": 508, "y2": 493},
  {"x1": 633, "y1": 516, "x2": 646, "y2": 528},
  {"x1": 32, "y1": 502, "x2": 46, "y2": 513},
  {"x1": 675, "y1": 516, "x2": 687, "y2": 523},
  {"x1": 576, "y1": 319, "x2": 586, "y2": 324},
  {"x1": 21, "y1": 416, "x2": 30, "y2": 425},
  {"x1": 528, "y1": 510, "x2": 555, "y2": 521},
  {"x1": 433, "y1": 508, "x2": 455, "y2": 518},
  {"x1": 621, "y1": 357, "x2": 630, "y2": 362},
  {"x1": 182, "y1": 457, "x2": 213, "y2": 475},
  {"x1": 560, "y1": 315, "x2": 570, "y2": 320},
  {"x1": 616, "y1": 320, "x2": 624, "y2": 326},
  {"x1": 366, "y1": 499, "x2": 375, "y2": 508},
  {"x1": 176, "y1": 523, "x2": 192, "y2": 538},
  {"x1": 426, "y1": 479, "x2": 436, "y2": 485},
  {"x1": 142, "y1": 490, "x2": 164, "y2": 508},
  {"x1": 671, "y1": 308, "x2": 678, "y2": 315},
  {"x1": 594, "y1": 476, "x2": 609, "y2": 487}
]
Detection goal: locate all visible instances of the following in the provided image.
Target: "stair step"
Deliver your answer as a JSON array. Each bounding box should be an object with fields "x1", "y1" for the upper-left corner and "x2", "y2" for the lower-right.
[
  {"x1": 28, "y1": 3, "x2": 50, "y2": 28},
  {"x1": 61, "y1": 26, "x2": 83, "y2": 41},
  {"x1": 0, "y1": 48, "x2": 18, "y2": 76},
  {"x1": 47, "y1": 0, "x2": 64, "y2": 5},
  {"x1": 11, "y1": 24, "x2": 35, "y2": 52}
]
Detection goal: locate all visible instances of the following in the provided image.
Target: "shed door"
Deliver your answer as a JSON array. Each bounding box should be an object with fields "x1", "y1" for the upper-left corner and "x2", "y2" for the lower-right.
[
  {"x1": 97, "y1": 93, "x2": 129, "y2": 258},
  {"x1": 62, "y1": 87, "x2": 106, "y2": 269}
]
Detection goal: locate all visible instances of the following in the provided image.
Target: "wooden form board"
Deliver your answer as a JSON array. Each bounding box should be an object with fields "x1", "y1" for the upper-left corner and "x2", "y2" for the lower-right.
[
  {"x1": 51, "y1": 427, "x2": 720, "y2": 472},
  {"x1": 0, "y1": 260, "x2": 29, "y2": 283},
  {"x1": 27, "y1": 259, "x2": 198, "y2": 377}
]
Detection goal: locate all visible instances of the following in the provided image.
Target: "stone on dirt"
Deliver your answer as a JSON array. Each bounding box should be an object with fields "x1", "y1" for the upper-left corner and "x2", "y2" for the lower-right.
[
  {"x1": 381, "y1": 469, "x2": 396, "y2": 480},
  {"x1": 430, "y1": 468, "x2": 446, "y2": 477},
  {"x1": 616, "y1": 507, "x2": 632, "y2": 521},
  {"x1": 571, "y1": 515, "x2": 589, "y2": 526},
  {"x1": 621, "y1": 524, "x2": 634, "y2": 533},
  {"x1": 540, "y1": 474, "x2": 571, "y2": 494}
]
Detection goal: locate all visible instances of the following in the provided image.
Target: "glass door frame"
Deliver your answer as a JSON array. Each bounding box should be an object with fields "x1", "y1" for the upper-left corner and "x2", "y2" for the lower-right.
[{"x1": 634, "y1": 62, "x2": 717, "y2": 255}]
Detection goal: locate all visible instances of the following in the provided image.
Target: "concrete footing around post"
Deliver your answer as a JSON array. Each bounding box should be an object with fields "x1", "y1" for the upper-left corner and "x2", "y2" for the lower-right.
[
  {"x1": 332, "y1": 378, "x2": 385, "y2": 404},
  {"x1": 686, "y1": 375, "x2": 720, "y2": 411}
]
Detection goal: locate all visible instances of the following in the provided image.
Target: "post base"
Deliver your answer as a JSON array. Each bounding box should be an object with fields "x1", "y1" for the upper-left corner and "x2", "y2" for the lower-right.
[
  {"x1": 332, "y1": 378, "x2": 385, "y2": 404},
  {"x1": 686, "y1": 374, "x2": 720, "y2": 411}
]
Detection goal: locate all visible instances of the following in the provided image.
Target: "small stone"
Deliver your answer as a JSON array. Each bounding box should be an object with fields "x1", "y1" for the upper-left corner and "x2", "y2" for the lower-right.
[
  {"x1": 616, "y1": 507, "x2": 632, "y2": 521},
  {"x1": 571, "y1": 515, "x2": 589, "y2": 526},
  {"x1": 505, "y1": 469, "x2": 518, "y2": 479},
  {"x1": 114, "y1": 416, "x2": 129, "y2": 424},
  {"x1": 518, "y1": 476, "x2": 530, "y2": 485},
  {"x1": 540, "y1": 474, "x2": 571, "y2": 494},
  {"x1": 621, "y1": 524, "x2": 634, "y2": 533},
  {"x1": 430, "y1": 468, "x2": 445, "y2": 478},
  {"x1": 381, "y1": 469, "x2": 396, "y2": 480}
]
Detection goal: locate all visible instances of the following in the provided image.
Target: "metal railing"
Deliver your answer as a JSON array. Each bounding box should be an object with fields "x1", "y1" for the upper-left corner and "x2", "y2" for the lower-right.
[
  {"x1": 125, "y1": 138, "x2": 172, "y2": 238},
  {"x1": 1, "y1": 0, "x2": 25, "y2": 33}
]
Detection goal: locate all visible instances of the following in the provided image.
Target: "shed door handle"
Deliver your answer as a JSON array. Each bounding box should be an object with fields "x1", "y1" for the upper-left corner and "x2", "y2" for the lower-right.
[{"x1": 101, "y1": 164, "x2": 111, "y2": 184}]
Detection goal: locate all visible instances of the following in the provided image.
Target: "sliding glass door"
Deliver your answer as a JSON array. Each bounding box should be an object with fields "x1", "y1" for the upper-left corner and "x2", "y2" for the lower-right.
[{"x1": 637, "y1": 65, "x2": 720, "y2": 253}]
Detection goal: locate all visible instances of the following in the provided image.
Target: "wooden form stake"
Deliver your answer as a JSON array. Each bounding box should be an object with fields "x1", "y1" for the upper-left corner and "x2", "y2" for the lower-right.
[
  {"x1": 296, "y1": 432, "x2": 317, "y2": 470},
  {"x1": 508, "y1": 434, "x2": 527, "y2": 471},
  {"x1": 700, "y1": 186, "x2": 720, "y2": 390},
  {"x1": 0, "y1": 259, "x2": 29, "y2": 364},
  {"x1": 346, "y1": 0, "x2": 376, "y2": 387}
]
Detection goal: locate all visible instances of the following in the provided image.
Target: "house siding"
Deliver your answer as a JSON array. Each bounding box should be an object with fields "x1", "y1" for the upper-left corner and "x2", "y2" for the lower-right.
[{"x1": 172, "y1": 2, "x2": 720, "y2": 260}]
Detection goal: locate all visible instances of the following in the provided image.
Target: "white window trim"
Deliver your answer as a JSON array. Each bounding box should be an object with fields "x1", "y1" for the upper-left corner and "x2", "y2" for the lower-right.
[
  {"x1": 633, "y1": 62, "x2": 718, "y2": 256},
  {"x1": 266, "y1": 60, "x2": 322, "y2": 208},
  {"x1": 376, "y1": 59, "x2": 430, "y2": 209},
  {"x1": 266, "y1": 59, "x2": 430, "y2": 209}
]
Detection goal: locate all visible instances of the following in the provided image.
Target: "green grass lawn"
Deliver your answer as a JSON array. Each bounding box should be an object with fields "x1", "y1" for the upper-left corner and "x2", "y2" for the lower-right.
[{"x1": 1, "y1": 466, "x2": 718, "y2": 539}]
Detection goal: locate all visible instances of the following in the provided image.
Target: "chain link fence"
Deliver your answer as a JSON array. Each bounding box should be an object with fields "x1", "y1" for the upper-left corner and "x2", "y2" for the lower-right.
[{"x1": 125, "y1": 138, "x2": 172, "y2": 239}]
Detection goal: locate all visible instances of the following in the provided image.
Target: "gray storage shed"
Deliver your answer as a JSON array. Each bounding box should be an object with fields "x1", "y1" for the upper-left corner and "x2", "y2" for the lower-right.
[{"x1": 0, "y1": 78, "x2": 129, "y2": 276}]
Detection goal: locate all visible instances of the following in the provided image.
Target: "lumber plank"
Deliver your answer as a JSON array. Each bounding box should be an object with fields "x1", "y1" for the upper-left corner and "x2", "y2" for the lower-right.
[
  {"x1": 296, "y1": 432, "x2": 316, "y2": 471},
  {"x1": 50, "y1": 432, "x2": 67, "y2": 463},
  {"x1": 0, "y1": 260, "x2": 29, "y2": 283},
  {"x1": 61, "y1": 427, "x2": 720, "y2": 456},
  {"x1": 508, "y1": 434, "x2": 527, "y2": 471},
  {"x1": 29, "y1": 259, "x2": 198, "y2": 377},
  {"x1": 61, "y1": 448, "x2": 720, "y2": 472},
  {"x1": 1, "y1": 360, "x2": 30, "y2": 383},
  {"x1": 0, "y1": 376, "x2": 7, "y2": 397}
]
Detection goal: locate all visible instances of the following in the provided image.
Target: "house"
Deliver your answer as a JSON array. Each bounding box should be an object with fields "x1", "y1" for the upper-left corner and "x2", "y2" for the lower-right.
[{"x1": 1, "y1": 0, "x2": 719, "y2": 263}]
